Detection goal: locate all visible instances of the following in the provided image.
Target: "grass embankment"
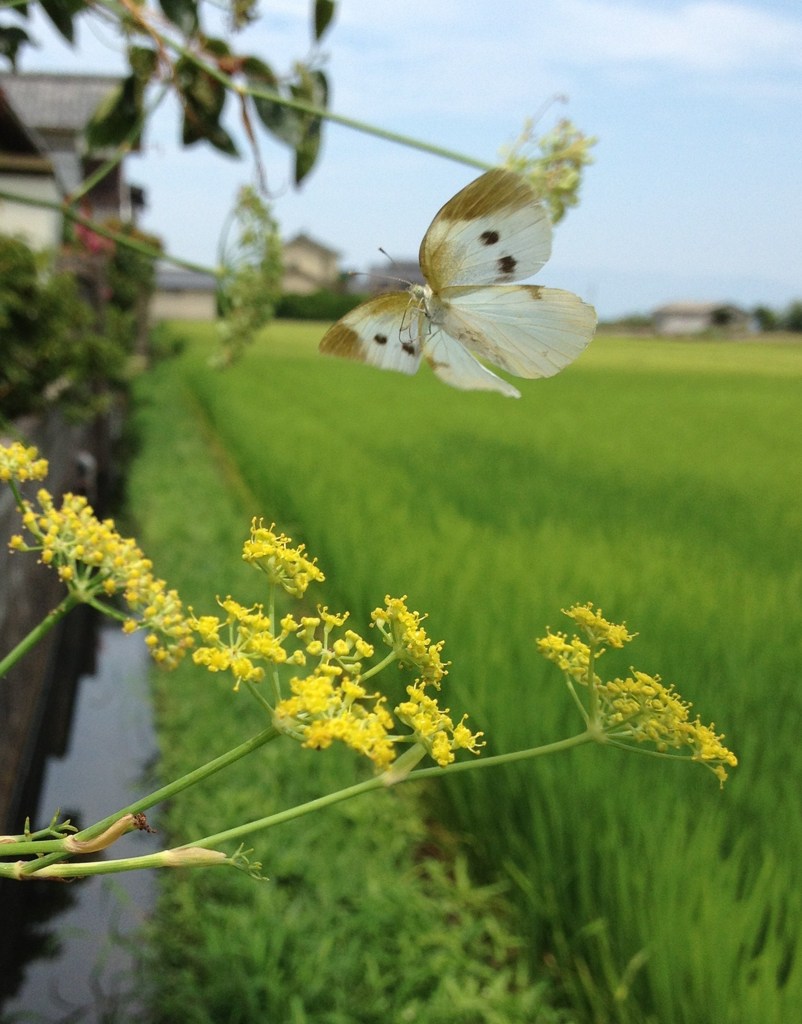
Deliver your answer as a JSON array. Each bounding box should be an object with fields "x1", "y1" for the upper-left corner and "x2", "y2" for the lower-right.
[{"x1": 129, "y1": 322, "x2": 802, "y2": 1023}]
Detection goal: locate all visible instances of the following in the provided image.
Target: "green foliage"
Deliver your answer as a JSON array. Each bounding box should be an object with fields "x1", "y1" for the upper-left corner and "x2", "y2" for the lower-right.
[
  {"x1": 135, "y1": 323, "x2": 802, "y2": 1024},
  {"x1": 753, "y1": 304, "x2": 780, "y2": 331},
  {"x1": 214, "y1": 186, "x2": 283, "y2": 365},
  {"x1": 753, "y1": 299, "x2": 802, "y2": 332},
  {"x1": 38, "y1": 0, "x2": 83, "y2": 43},
  {"x1": 783, "y1": 299, "x2": 802, "y2": 332},
  {"x1": 315, "y1": 0, "x2": 336, "y2": 40},
  {"x1": 103, "y1": 218, "x2": 161, "y2": 311},
  {"x1": 5, "y1": 1, "x2": 338, "y2": 183},
  {"x1": 85, "y1": 47, "x2": 155, "y2": 150},
  {"x1": 0, "y1": 234, "x2": 127, "y2": 422},
  {"x1": 0, "y1": 23, "x2": 31, "y2": 69},
  {"x1": 159, "y1": 0, "x2": 199, "y2": 37},
  {"x1": 598, "y1": 312, "x2": 653, "y2": 331},
  {"x1": 275, "y1": 288, "x2": 368, "y2": 321}
]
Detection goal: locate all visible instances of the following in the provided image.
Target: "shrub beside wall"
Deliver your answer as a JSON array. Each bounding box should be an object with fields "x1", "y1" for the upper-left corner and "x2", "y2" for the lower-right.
[{"x1": 275, "y1": 288, "x2": 368, "y2": 321}]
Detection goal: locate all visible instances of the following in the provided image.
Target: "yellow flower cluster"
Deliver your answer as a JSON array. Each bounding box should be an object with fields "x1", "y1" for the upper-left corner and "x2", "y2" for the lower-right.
[
  {"x1": 370, "y1": 596, "x2": 482, "y2": 766},
  {"x1": 266, "y1": 607, "x2": 394, "y2": 767},
  {"x1": 536, "y1": 632, "x2": 594, "y2": 684},
  {"x1": 538, "y1": 603, "x2": 737, "y2": 784},
  {"x1": 9, "y1": 485, "x2": 192, "y2": 668},
  {"x1": 396, "y1": 683, "x2": 484, "y2": 768},
  {"x1": 191, "y1": 523, "x2": 482, "y2": 773},
  {"x1": 371, "y1": 596, "x2": 448, "y2": 687},
  {"x1": 276, "y1": 669, "x2": 396, "y2": 770},
  {"x1": 242, "y1": 518, "x2": 324, "y2": 597},
  {"x1": 563, "y1": 602, "x2": 635, "y2": 648},
  {"x1": 0, "y1": 442, "x2": 50, "y2": 483},
  {"x1": 190, "y1": 598, "x2": 305, "y2": 689},
  {"x1": 598, "y1": 671, "x2": 738, "y2": 784}
]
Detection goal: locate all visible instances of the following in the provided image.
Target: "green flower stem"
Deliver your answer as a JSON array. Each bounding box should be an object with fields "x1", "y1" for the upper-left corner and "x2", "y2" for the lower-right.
[
  {"x1": 240, "y1": 79, "x2": 490, "y2": 172},
  {"x1": 359, "y1": 650, "x2": 398, "y2": 682},
  {"x1": 11, "y1": 726, "x2": 279, "y2": 872},
  {"x1": 182, "y1": 730, "x2": 596, "y2": 853},
  {"x1": 0, "y1": 187, "x2": 212, "y2": 276},
  {"x1": 0, "y1": 594, "x2": 80, "y2": 680},
  {"x1": 266, "y1": 586, "x2": 282, "y2": 706},
  {"x1": 96, "y1": 0, "x2": 490, "y2": 173},
  {"x1": 5, "y1": 731, "x2": 595, "y2": 879},
  {"x1": 586, "y1": 643, "x2": 600, "y2": 723},
  {"x1": 0, "y1": 847, "x2": 229, "y2": 881}
]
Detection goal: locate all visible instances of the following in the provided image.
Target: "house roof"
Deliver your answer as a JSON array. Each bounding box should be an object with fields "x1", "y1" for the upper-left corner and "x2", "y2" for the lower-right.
[
  {"x1": 366, "y1": 258, "x2": 425, "y2": 292},
  {"x1": 0, "y1": 90, "x2": 52, "y2": 172},
  {"x1": 0, "y1": 72, "x2": 131, "y2": 196},
  {"x1": 0, "y1": 91, "x2": 44, "y2": 155},
  {"x1": 156, "y1": 263, "x2": 218, "y2": 293},
  {"x1": 283, "y1": 232, "x2": 340, "y2": 257},
  {"x1": 0, "y1": 72, "x2": 122, "y2": 137}
]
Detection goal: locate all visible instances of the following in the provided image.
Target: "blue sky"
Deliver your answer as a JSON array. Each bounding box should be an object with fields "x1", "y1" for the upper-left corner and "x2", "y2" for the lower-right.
[{"x1": 10, "y1": 0, "x2": 802, "y2": 319}]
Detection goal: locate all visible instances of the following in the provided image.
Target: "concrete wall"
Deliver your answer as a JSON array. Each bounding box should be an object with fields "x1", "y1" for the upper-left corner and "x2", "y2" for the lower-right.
[{"x1": 0, "y1": 412, "x2": 109, "y2": 834}]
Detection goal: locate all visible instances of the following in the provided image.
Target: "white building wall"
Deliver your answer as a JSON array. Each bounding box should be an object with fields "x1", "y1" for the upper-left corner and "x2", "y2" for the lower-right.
[
  {"x1": 150, "y1": 290, "x2": 217, "y2": 321},
  {"x1": 0, "y1": 173, "x2": 61, "y2": 250}
]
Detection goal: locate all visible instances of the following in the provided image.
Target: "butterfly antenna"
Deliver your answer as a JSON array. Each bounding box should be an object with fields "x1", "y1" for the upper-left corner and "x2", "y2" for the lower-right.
[
  {"x1": 344, "y1": 269, "x2": 411, "y2": 294},
  {"x1": 348, "y1": 252, "x2": 415, "y2": 293}
]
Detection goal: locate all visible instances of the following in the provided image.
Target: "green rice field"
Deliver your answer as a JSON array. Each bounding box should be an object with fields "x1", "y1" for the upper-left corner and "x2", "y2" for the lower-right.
[{"x1": 128, "y1": 322, "x2": 802, "y2": 1023}]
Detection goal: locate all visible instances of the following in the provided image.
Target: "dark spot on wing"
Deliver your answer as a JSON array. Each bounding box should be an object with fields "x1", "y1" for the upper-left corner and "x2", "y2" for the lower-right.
[
  {"x1": 498, "y1": 255, "x2": 517, "y2": 275},
  {"x1": 401, "y1": 341, "x2": 417, "y2": 357},
  {"x1": 373, "y1": 333, "x2": 388, "y2": 346},
  {"x1": 480, "y1": 229, "x2": 500, "y2": 245}
]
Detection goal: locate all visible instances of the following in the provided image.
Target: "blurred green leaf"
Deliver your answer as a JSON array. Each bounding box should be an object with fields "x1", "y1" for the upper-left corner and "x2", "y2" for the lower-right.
[
  {"x1": 177, "y1": 59, "x2": 238, "y2": 155},
  {"x1": 314, "y1": 0, "x2": 335, "y2": 40},
  {"x1": 201, "y1": 34, "x2": 232, "y2": 58},
  {"x1": 252, "y1": 94, "x2": 300, "y2": 147},
  {"x1": 294, "y1": 115, "x2": 321, "y2": 183},
  {"x1": 241, "y1": 55, "x2": 277, "y2": 83},
  {"x1": 250, "y1": 60, "x2": 300, "y2": 146},
  {"x1": 85, "y1": 76, "x2": 142, "y2": 149},
  {"x1": 0, "y1": 25, "x2": 32, "y2": 69},
  {"x1": 182, "y1": 111, "x2": 238, "y2": 156},
  {"x1": 292, "y1": 68, "x2": 327, "y2": 182},
  {"x1": 128, "y1": 44, "x2": 158, "y2": 82},
  {"x1": 250, "y1": 65, "x2": 327, "y2": 181},
  {"x1": 158, "y1": 0, "x2": 199, "y2": 36},
  {"x1": 39, "y1": 0, "x2": 83, "y2": 42},
  {"x1": 228, "y1": 0, "x2": 258, "y2": 31}
]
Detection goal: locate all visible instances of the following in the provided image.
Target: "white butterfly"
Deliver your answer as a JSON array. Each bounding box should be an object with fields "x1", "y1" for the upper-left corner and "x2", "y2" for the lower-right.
[{"x1": 319, "y1": 168, "x2": 597, "y2": 398}]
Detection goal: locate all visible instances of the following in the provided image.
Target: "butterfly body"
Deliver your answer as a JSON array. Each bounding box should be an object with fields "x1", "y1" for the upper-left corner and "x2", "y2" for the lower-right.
[{"x1": 320, "y1": 169, "x2": 596, "y2": 398}]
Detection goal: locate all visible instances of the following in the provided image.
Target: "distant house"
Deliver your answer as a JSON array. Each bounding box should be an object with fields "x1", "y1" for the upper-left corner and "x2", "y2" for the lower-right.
[
  {"x1": 0, "y1": 72, "x2": 144, "y2": 249},
  {"x1": 652, "y1": 302, "x2": 751, "y2": 336},
  {"x1": 281, "y1": 233, "x2": 340, "y2": 294},
  {"x1": 151, "y1": 263, "x2": 218, "y2": 321}
]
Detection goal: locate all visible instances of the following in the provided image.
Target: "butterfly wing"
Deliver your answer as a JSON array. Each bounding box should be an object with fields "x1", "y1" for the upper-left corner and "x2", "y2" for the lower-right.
[
  {"x1": 423, "y1": 326, "x2": 522, "y2": 398},
  {"x1": 319, "y1": 292, "x2": 423, "y2": 376},
  {"x1": 419, "y1": 168, "x2": 552, "y2": 290},
  {"x1": 434, "y1": 285, "x2": 597, "y2": 379}
]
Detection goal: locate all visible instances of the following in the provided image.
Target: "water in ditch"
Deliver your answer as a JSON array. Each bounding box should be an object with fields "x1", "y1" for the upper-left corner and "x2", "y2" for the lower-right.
[{"x1": 1, "y1": 625, "x2": 160, "y2": 1024}]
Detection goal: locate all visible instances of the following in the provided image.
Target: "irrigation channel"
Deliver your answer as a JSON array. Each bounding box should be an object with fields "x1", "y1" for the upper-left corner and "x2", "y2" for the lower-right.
[{"x1": 1, "y1": 625, "x2": 160, "y2": 1024}]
